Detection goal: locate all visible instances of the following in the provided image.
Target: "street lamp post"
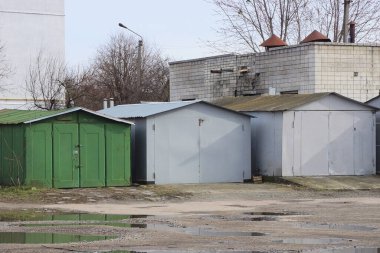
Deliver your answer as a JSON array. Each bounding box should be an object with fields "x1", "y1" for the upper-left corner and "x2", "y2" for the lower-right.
[{"x1": 118, "y1": 23, "x2": 143, "y2": 96}]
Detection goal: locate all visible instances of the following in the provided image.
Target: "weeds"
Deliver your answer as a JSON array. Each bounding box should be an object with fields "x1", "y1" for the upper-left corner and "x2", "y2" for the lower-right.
[{"x1": 0, "y1": 186, "x2": 46, "y2": 202}]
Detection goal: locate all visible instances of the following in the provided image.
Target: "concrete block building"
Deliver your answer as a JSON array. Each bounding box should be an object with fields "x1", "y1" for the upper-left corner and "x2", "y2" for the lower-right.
[
  {"x1": 170, "y1": 42, "x2": 380, "y2": 103},
  {"x1": 0, "y1": 0, "x2": 65, "y2": 109}
]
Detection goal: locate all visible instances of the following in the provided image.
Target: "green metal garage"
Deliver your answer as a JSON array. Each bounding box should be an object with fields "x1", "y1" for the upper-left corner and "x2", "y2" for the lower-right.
[{"x1": 0, "y1": 107, "x2": 132, "y2": 188}]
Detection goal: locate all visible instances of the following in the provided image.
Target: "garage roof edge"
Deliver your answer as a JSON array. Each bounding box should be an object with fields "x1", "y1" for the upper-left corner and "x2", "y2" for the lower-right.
[
  {"x1": 99, "y1": 100, "x2": 253, "y2": 119},
  {"x1": 22, "y1": 107, "x2": 134, "y2": 125}
]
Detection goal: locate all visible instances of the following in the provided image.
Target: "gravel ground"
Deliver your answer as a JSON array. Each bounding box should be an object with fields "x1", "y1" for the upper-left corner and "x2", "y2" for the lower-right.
[{"x1": 0, "y1": 182, "x2": 379, "y2": 253}]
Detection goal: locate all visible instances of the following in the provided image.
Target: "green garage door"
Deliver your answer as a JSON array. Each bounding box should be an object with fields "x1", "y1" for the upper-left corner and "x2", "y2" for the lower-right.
[
  {"x1": 79, "y1": 124, "x2": 105, "y2": 187},
  {"x1": 53, "y1": 124, "x2": 79, "y2": 188},
  {"x1": 106, "y1": 124, "x2": 131, "y2": 186},
  {"x1": 25, "y1": 124, "x2": 53, "y2": 187}
]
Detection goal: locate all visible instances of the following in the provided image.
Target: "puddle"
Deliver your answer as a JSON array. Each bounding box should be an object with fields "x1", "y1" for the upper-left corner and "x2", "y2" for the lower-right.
[
  {"x1": 0, "y1": 213, "x2": 149, "y2": 222},
  {"x1": 244, "y1": 211, "x2": 301, "y2": 216},
  {"x1": 224, "y1": 204, "x2": 249, "y2": 208},
  {"x1": 106, "y1": 251, "x2": 264, "y2": 253},
  {"x1": 273, "y1": 238, "x2": 348, "y2": 244},
  {"x1": 295, "y1": 222, "x2": 376, "y2": 231},
  {"x1": 282, "y1": 199, "x2": 314, "y2": 203},
  {"x1": 20, "y1": 221, "x2": 264, "y2": 237},
  {"x1": 0, "y1": 232, "x2": 114, "y2": 244},
  {"x1": 305, "y1": 248, "x2": 380, "y2": 253},
  {"x1": 145, "y1": 224, "x2": 266, "y2": 237},
  {"x1": 243, "y1": 217, "x2": 277, "y2": 222},
  {"x1": 21, "y1": 223, "x2": 147, "y2": 228},
  {"x1": 207, "y1": 215, "x2": 277, "y2": 222}
]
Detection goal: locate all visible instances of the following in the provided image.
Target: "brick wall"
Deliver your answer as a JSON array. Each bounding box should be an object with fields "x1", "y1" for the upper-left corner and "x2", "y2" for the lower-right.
[{"x1": 169, "y1": 43, "x2": 380, "y2": 102}]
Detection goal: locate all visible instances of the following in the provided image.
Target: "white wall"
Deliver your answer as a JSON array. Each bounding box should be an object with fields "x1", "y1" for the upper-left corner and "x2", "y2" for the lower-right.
[
  {"x1": 146, "y1": 103, "x2": 251, "y2": 184},
  {"x1": 0, "y1": 0, "x2": 65, "y2": 109},
  {"x1": 249, "y1": 112, "x2": 283, "y2": 176}
]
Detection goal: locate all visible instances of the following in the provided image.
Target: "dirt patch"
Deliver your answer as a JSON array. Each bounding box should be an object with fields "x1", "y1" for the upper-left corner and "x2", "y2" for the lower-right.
[
  {"x1": 0, "y1": 183, "x2": 379, "y2": 252},
  {"x1": 0, "y1": 185, "x2": 193, "y2": 204}
]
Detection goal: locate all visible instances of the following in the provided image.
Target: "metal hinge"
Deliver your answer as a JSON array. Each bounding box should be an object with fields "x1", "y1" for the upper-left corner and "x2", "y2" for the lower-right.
[
  {"x1": 152, "y1": 124, "x2": 155, "y2": 131},
  {"x1": 153, "y1": 172, "x2": 156, "y2": 179},
  {"x1": 292, "y1": 121, "x2": 295, "y2": 128}
]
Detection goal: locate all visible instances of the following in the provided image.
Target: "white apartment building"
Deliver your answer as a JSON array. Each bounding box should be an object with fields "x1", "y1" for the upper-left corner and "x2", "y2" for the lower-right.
[{"x1": 0, "y1": 0, "x2": 65, "y2": 109}]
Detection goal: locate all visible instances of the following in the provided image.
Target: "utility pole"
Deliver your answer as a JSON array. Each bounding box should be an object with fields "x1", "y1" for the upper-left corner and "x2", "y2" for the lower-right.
[
  {"x1": 137, "y1": 39, "x2": 143, "y2": 93},
  {"x1": 118, "y1": 23, "x2": 143, "y2": 97},
  {"x1": 342, "y1": 0, "x2": 352, "y2": 43}
]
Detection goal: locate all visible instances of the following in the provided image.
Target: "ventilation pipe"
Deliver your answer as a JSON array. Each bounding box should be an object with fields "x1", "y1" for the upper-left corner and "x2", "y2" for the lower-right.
[
  {"x1": 109, "y1": 98, "x2": 115, "y2": 107},
  {"x1": 342, "y1": 0, "x2": 351, "y2": 43},
  {"x1": 349, "y1": 21, "x2": 356, "y2": 43},
  {"x1": 103, "y1": 99, "x2": 108, "y2": 109}
]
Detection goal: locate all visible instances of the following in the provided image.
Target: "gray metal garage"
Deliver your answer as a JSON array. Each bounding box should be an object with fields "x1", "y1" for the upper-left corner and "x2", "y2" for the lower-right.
[
  {"x1": 99, "y1": 101, "x2": 251, "y2": 184},
  {"x1": 216, "y1": 93, "x2": 377, "y2": 176}
]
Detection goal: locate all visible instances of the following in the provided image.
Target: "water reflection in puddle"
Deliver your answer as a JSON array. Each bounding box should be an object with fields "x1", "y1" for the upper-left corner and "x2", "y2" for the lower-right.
[
  {"x1": 273, "y1": 238, "x2": 348, "y2": 244},
  {"x1": 243, "y1": 217, "x2": 277, "y2": 222},
  {"x1": 0, "y1": 213, "x2": 150, "y2": 222},
  {"x1": 106, "y1": 251, "x2": 264, "y2": 253},
  {"x1": 0, "y1": 232, "x2": 114, "y2": 244},
  {"x1": 21, "y1": 223, "x2": 147, "y2": 228},
  {"x1": 295, "y1": 222, "x2": 376, "y2": 231},
  {"x1": 144, "y1": 224, "x2": 265, "y2": 237},
  {"x1": 305, "y1": 248, "x2": 380, "y2": 253},
  {"x1": 244, "y1": 211, "x2": 301, "y2": 216}
]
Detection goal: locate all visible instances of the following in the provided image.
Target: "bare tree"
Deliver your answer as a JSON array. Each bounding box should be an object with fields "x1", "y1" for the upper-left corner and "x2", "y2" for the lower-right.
[
  {"x1": 57, "y1": 66, "x2": 95, "y2": 108},
  {"x1": 91, "y1": 33, "x2": 169, "y2": 106},
  {"x1": 25, "y1": 52, "x2": 67, "y2": 110},
  {"x1": 0, "y1": 44, "x2": 11, "y2": 85},
  {"x1": 211, "y1": 0, "x2": 310, "y2": 52},
  {"x1": 211, "y1": 0, "x2": 380, "y2": 52}
]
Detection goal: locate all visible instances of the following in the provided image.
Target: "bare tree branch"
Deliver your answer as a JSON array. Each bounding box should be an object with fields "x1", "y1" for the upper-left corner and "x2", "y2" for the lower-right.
[
  {"x1": 211, "y1": 0, "x2": 380, "y2": 52},
  {"x1": 90, "y1": 33, "x2": 169, "y2": 107},
  {"x1": 25, "y1": 51, "x2": 67, "y2": 110},
  {"x1": 0, "y1": 44, "x2": 11, "y2": 86}
]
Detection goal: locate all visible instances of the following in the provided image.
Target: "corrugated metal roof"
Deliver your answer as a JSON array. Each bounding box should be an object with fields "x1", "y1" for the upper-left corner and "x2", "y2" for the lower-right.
[
  {"x1": 98, "y1": 101, "x2": 200, "y2": 118},
  {"x1": 0, "y1": 107, "x2": 133, "y2": 125},
  {"x1": 98, "y1": 100, "x2": 253, "y2": 119},
  {"x1": 213, "y1": 93, "x2": 374, "y2": 112},
  {"x1": 0, "y1": 109, "x2": 64, "y2": 124}
]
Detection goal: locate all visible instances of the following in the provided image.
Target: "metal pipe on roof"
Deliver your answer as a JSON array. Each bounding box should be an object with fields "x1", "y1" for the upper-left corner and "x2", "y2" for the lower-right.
[
  {"x1": 349, "y1": 21, "x2": 356, "y2": 43},
  {"x1": 342, "y1": 0, "x2": 352, "y2": 43}
]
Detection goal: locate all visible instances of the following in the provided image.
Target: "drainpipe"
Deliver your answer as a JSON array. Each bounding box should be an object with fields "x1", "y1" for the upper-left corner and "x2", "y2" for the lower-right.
[{"x1": 349, "y1": 21, "x2": 356, "y2": 43}]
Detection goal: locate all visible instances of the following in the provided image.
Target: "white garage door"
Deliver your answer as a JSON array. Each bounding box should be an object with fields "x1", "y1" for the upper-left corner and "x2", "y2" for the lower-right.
[
  {"x1": 288, "y1": 111, "x2": 374, "y2": 176},
  {"x1": 152, "y1": 109, "x2": 249, "y2": 184},
  {"x1": 153, "y1": 115, "x2": 200, "y2": 184},
  {"x1": 328, "y1": 111, "x2": 355, "y2": 175},
  {"x1": 299, "y1": 111, "x2": 329, "y2": 176}
]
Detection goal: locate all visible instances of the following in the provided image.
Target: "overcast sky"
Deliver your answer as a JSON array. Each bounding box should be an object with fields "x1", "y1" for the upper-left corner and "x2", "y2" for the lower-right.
[{"x1": 65, "y1": 0, "x2": 219, "y2": 66}]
